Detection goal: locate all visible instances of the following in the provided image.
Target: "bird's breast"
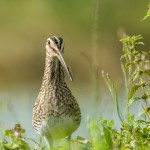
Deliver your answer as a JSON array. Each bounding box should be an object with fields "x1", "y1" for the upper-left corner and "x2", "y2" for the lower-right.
[{"x1": 41, "y1": 115, "x2": 79, "y2": 139}]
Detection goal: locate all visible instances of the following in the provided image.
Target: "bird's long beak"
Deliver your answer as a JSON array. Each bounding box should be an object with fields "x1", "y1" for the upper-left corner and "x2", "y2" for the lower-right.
[{"x1": 56, "y1": 50, "x2": 73, "y2": 81}]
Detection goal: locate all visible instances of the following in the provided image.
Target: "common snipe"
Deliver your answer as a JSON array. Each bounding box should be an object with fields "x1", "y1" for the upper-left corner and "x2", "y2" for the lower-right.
[{"x1": 32, "y1": 36, "x2": 81, "y2": 149}]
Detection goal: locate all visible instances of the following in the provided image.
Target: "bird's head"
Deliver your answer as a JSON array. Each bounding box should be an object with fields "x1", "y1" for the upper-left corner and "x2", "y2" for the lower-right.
[{"x1": 45, "y1": 36, "x2": 73, "y2": 81}]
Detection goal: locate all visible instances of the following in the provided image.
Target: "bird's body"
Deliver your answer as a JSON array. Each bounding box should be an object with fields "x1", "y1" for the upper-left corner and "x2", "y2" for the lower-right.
[{"x1": 32, "y1": 36, "x2": 81, "y2": 147}]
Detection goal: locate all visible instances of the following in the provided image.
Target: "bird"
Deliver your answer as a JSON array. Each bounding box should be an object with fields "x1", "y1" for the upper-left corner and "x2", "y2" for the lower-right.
[{"x1": 32, "y1": 36, "x2": 81, "y2": 149}]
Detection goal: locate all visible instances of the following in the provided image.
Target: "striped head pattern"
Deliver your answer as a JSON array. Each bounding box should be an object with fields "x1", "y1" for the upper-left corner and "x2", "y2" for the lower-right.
[{"x1": 45, "y1": 36, "x2": 73, "y2": 81}]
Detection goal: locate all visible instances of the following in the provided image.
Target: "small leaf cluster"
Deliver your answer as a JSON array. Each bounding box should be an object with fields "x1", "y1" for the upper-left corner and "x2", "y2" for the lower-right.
[
  {"x1": 119, "y1": 114, "x2": 150, "y2": 149},
  {"x1": 0, "y1": 124, "x2": 31, "y2": 150},
  {"x1": 101, "y1": 34, "x2": 150, "y2": 150},
  {"x1": 86, "y1": 116, "x2": 150, "y2": 149},
  {"x1": 88, "y1": 117, "x2": 108, "y2": 150},
  {"x1": 143, "y1": 3, "x2": 150, "y2": 20},
  {"x1": 120, "y1": 35, "x2": 150, "y2": 117}
]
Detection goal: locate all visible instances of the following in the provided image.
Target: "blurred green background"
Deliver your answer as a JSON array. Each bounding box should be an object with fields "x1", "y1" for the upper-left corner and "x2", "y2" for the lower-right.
[
  {"x1": 0, "y1": 0, "x2": 149, "y2": 89},
  {"x1": 0, "y1": 0, "x2": 150, "y2": 142}
]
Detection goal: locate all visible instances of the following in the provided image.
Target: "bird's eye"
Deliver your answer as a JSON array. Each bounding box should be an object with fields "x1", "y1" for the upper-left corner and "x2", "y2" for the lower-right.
[
  {"x1": 48, "y1": 40, "x2": 50, "y2": 45},
  {"x1": 55, "y1": 41, "x2": 58, "y2": 45}
]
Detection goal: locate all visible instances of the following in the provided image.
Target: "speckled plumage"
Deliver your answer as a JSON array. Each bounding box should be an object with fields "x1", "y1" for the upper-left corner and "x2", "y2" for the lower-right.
[{"x1": 32, "y1": 36, "x2": 81, "y2": 147}]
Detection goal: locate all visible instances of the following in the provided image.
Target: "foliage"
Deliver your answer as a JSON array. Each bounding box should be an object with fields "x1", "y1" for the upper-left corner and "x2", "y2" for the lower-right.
[
  {"x1": 143, "y1": 3, "x2": 150, "y2": 20},
  {"x1": 102, "y1": 35, "x2": 150, "y2": 149},
  {"x1": 0, "y1": 124, "x2": 44, "y2": 150},
  {"x1": 0, "y1": 124, "x2": 31, "y2": 150},
  {"x1": 120, "y1": 35, "x2": 150, "y2": 118}
]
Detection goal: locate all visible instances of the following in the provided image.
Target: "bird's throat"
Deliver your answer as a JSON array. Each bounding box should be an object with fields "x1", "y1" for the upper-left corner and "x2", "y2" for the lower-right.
[{"x1": 42, "y1": 56, "x2": 65, "y2": 87}]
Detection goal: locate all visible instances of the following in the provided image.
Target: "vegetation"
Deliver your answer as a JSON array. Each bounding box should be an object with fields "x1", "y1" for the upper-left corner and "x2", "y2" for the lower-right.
[
  {"x1": 0, "y1": 34, "x2": 150, "y2": 150},
  {"x1": 0, "y1": 2, "x2": 150, "y2": 150},
  {"x1": 143, "y1": 3, "x2": 150, "y2": 20}
]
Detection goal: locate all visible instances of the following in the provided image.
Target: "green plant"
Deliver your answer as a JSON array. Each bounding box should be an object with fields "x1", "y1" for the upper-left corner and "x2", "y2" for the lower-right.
[
  {"x1": 120, "y1": 35, "x2": 150, "y2": 118},
  {"x1": 101, "y1": 35, "x2": 150, "y2": 149},
  {"x1": 0, "y1": 123, "x2": 44, "y2": 150},
  {"x1": 143, "y1": 3, "x2": 150, "y2": 20}
]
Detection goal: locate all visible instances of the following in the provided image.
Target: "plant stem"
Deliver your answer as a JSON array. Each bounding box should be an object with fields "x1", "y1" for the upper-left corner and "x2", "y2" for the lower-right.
[{"x1": 91, "y1": 0, "x2": 100, "y2": 103}]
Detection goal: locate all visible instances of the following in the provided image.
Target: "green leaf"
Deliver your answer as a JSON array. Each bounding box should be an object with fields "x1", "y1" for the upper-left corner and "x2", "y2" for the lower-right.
[
  {"x1": 100, "y1": 117, "x2": 108, "y2": 126},
  {"x1": 76, "y1": 136, "x2": 87, "y2": 141},
  {"x1": 120, "y1": 53, "x2": 127, "y2": 60},
  {"x1": 129, "y1": 85, "x2": 141, "y2": 99},
  {"x1": 142, "y1": 94, "x2": 148, "y2": 99},
  {"x1": 136, "y1": 120, "x2": 147, "y2": 124},
  {"x1": 143, "y1": 15, "x2": 148, "y2": 20},
  {"x1": 15, "y1": 139, "x2": 30, "y2": 149},
  {"x1": 100, "y1": 117, "x2": 104, "y2": 122},
  {"x1": 127, "y1": 97, "x2": 141, "y2": 107},
  {"x1": 76, "y1": 136, "x2": 90, "y2": 144},
  {"x1": 142, "y1": 5, "x2": 150, "y2": 20},
  {"x1": 130, "y1": 70, "x2": 143, "y2": 82},
  {"x1": 144, "y1": 70, "x2": 150, "y2": 76},
  {"x1": 103, "y1": 127, "x2": 113, "y2": 149},
  {"x1": 135, "y1": 42, "x2": 144, "y2": 45},
  {"x1": 141, "y1": 51, "x2": 148, "y2": 55},
  {"x1": 4, "y1": 143, "x2": 19, "y2": 149},
  {"x1": 120, "y1": 52, "x2": 133, "y2": 60},
  {"x1": 125, "y1": 62, "x2": 133, "y2": 69},
  {"x1": 3, "y1": 130, "x2": 14, "y2": 137},
  {"x1": 133, "y1": 35, "x2": 143, "y2": 41},
  {"x1": 20, "y1": 129, "x2": 26, "y2": 133},
  {"x1": 143, "y1": 12, "x2": 150, "y2": 20},
  {"x1": 108, "y1": 120, "x2": 114, "y2": 128}
]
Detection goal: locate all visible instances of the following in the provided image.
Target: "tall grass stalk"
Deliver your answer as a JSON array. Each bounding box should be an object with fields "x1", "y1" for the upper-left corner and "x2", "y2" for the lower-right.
[
  {"x1": 102, "y1": 72, "x2": 124, "y2": 122},
  {"x1": 121, "y1": 63, "x2": 130, "y2": 116},
  {"x1": 91, "y1": 0, "x2": 100, "y2": 103}
]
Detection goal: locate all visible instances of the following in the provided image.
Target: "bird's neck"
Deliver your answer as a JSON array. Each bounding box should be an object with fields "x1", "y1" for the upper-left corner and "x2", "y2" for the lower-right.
[{"x1": 41, "y1": 53, "x2": 65, "y2": 87}]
